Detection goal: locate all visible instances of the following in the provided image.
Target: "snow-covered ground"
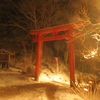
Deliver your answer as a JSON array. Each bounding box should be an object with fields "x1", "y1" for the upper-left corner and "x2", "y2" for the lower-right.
[{"x1": 0, "y1": 68, "x2": 99, "y2": 100}]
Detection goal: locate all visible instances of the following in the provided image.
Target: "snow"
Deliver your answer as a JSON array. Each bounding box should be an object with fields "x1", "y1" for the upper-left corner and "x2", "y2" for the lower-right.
[{"x1": 0, "y1": 68, "x2": 99, "y2": 100}]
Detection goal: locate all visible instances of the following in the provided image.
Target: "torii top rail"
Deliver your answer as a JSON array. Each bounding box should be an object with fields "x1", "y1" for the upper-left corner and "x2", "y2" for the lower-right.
[{"x1": 30, "y1": 21, "x2": 84, "y2": 87}]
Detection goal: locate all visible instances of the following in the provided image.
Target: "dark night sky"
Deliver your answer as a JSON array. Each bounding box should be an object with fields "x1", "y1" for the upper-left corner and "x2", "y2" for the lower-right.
[{"x1": 0, "y1": 0, "x2": 100, "y2": 41}]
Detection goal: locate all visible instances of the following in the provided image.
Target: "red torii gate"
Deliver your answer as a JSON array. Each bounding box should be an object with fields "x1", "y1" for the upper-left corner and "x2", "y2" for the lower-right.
[{"x1": 30, "y1": 21, "x2": 84, "y2": 87}]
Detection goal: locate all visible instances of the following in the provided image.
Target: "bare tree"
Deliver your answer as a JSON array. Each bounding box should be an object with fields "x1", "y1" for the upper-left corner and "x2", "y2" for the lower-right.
[
  {"x1": 1, "y1": 0, "x2": 69, "y2": 30},
  {"x1": 1, "y1": 0, "x2": 100, "y2": 70}
]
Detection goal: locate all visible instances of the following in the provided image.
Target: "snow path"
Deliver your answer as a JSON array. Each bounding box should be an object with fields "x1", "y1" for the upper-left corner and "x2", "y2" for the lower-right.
[
  {"x1": 0, "y1": 83, "x2": 84, "y2": 100},
  {"x1": 0, "y1": 69, "x2": 99, "y2": 100},
  {"x1": 0, "y1": 69, "x2": 84, "y2": 100}
]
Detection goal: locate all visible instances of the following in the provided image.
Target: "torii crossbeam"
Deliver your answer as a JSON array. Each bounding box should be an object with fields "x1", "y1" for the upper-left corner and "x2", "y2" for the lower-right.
[{"x1": 30, "y1": 21, "x2": 84, "y2": 87}]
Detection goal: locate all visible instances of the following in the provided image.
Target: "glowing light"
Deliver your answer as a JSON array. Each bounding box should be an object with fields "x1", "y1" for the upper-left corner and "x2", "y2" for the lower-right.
[
  {"x1": 83, "y1": 88, "x2": 89, "y2": 91},
  {"x1": 83, "y1": 50, "x2": 97, "y2": 59},
  {"x1": 51, "y1": 75, "x2": 62, "y2": 82},
  {"x1": 65, "y1": 81, "x2": 70, "y2": 85},
  {"x1": 91, "y1": 51, "x2": 96, "y2": 55},
  {"x1": 91, "y1": 33, "x2": 100, "y2": 41},
  {"x1": 39, "y1": 73, "x2": 52, "y2": 82},
  {"x1": 39, "y1": 73, "x2": 70, "y2": 85}
]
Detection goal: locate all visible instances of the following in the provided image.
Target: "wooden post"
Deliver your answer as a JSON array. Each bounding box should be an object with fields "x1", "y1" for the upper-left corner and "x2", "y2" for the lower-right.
[
  {"x1": 8, "y1": 54, "x2": 10, "y2": 68},
  {"x1": 54, "y1": 57, "x2": 59, "y2": 73},
  {"x1": 35, "y1": 34, "x2": 42, "y2": 81},
  {"x1": 69, "y1": 40, "x2": 75, "y2": 87}
]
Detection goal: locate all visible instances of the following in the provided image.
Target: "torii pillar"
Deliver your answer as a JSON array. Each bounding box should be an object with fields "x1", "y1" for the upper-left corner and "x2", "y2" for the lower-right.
[{"x1": 30, "y1": 21, "x2": 84, "y2": 87}]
